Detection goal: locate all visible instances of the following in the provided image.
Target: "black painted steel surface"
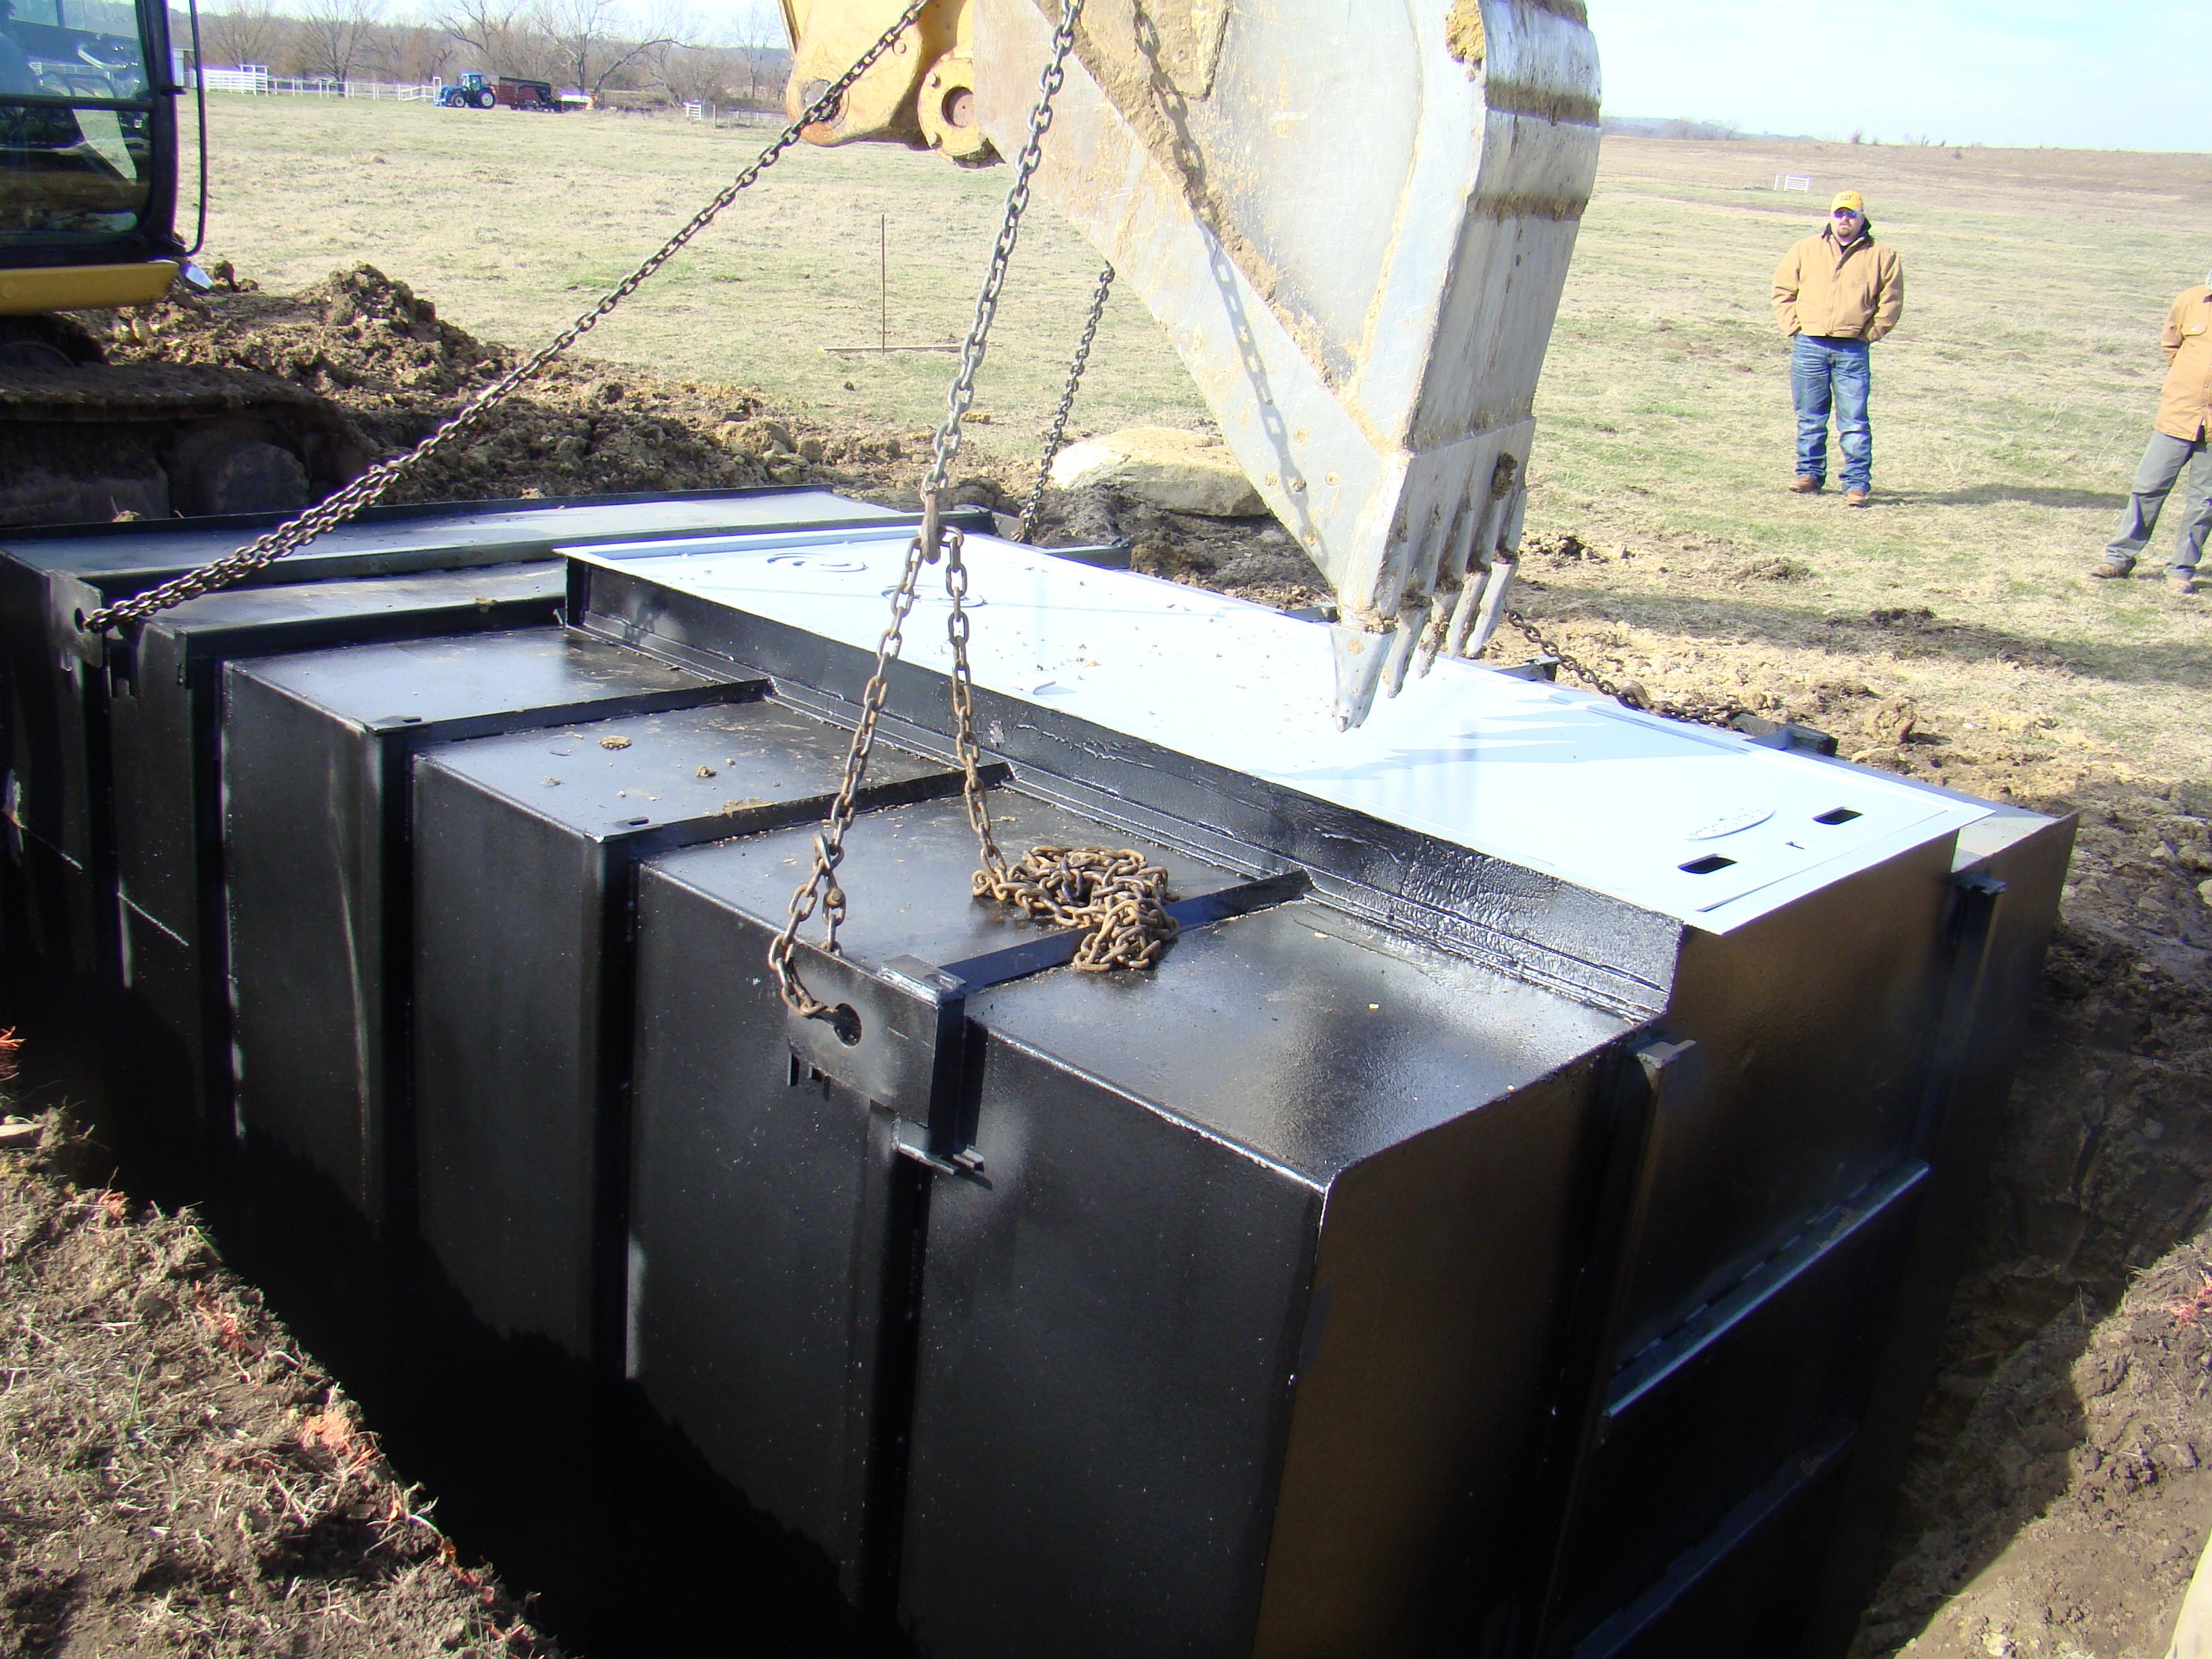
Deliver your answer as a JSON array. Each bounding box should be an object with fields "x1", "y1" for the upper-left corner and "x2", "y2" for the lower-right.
[
  {"x1": 115, "y1": 565, "x2": 567, "y2": 1144},
  {"x1": 220, "y1": 630, "x2": 737, "y2": 1395},
  {"x1": 0, "y1": 488, "x2": 954, "y2": 985},
  {"x1": 0, "y1": 500, "x2": 2076, "y2": 1659}
]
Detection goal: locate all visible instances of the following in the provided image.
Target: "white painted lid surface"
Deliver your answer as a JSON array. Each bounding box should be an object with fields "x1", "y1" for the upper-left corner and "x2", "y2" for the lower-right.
[{"x1": 566, "y1": 527, "x2": 1988, "y2": 933}]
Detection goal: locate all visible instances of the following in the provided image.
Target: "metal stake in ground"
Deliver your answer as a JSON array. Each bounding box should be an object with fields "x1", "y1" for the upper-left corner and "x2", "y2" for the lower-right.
[{"x1": 79, "y1": 0, "x2": 936, "y2": 637}]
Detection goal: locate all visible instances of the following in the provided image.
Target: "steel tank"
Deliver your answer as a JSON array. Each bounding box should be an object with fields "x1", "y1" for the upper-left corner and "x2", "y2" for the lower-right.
[{"x1": 0, "y1": 499, "x2": 2072, "y2": 1658}]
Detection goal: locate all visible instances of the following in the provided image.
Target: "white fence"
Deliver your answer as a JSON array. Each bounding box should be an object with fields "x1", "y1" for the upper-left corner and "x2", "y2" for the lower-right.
[
  {"x1": 1773, "y1": 173, "x2": 1814, "y2": 192},
  {"x1": 203, "y1": 68, "x2": 442, "y2": 100},
  {"x1": 200, "y1": 70, "x2": 771, "y2": 117}
]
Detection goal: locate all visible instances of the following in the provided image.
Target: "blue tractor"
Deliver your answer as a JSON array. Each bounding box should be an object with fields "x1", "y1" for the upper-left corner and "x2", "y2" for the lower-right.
[{"x1": 436, "y1": 72, "x2": 497, "y2": 109}]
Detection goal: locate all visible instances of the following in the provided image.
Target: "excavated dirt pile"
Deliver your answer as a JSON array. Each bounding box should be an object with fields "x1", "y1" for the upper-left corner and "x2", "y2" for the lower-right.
[
  {"x1": 87, "y1": 268, "x2": 1334, "y2": 610},
  {"x1": 91, "y1": 265, "x2": 918, "y2": 506},
  {"x1": 21, "y1": 270, "x2": 2212, "y2": 1656}
]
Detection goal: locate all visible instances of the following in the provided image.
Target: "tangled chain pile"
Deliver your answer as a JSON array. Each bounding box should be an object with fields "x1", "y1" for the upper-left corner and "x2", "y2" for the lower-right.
[{"x1": 975, "y1": 845, "x2": 1178, "y2": 971}]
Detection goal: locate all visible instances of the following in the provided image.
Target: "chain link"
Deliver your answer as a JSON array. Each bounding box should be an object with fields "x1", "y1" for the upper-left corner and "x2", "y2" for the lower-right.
[
  {"x1": 80, "y1": 0, "x2": 935, "y2": 637},
  {"x1": 763, "y1": 530, "x2": 933, "y2": 1020},
  {"x1": 1015, "y1": 260, "x2": 1113, "y2": 543},
  {"x1": 773, "y1": 0, "x2": 1179, "y2": 1020},
  {"x1": 1500, "y1": 610, "x2": 1748, "y2": 729}
]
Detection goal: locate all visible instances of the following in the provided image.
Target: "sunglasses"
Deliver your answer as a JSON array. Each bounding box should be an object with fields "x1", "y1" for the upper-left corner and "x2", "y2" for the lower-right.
[{"x1": 1832, "y1": 208, "x2": 1864, "y2": 219}]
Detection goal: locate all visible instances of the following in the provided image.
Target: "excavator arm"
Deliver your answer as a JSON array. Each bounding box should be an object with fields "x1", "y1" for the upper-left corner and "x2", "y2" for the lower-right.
[{"x1": 777, "y1": 0, "x2": 1601, "y2": 727}]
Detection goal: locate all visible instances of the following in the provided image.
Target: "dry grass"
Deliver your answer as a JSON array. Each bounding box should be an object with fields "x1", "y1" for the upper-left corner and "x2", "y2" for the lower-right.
[
  {"x1": 0, "y1": 1110, "x2": 559, "y2": 1658},
  {"x1": 1530, "y1": 137, "x2": 2212, "y2": 790}
]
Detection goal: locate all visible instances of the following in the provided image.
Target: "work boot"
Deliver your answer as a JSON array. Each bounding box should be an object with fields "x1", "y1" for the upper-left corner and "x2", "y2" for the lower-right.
[
  {"x1": 2089, "y1": 556, "x2": 2135, "y2": 579},
  {"x1": 1845, "y1": 488, "x2": 1870, "y2": 508},
  {"x1": 2171, "y1": 570, "x2": 2198, "y2": 596},
  {"x1": 1788, "y1": 475, "x2": 1822, "y2": 494}
]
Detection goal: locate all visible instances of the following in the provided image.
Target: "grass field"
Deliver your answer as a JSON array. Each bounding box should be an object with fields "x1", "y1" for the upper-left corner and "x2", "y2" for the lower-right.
[
  {"x1": 183, "y1": 98, "x2": 2209, "y2": 781},
  {"x1": 184, "y1": 95, "x2": 1214, "y2": 447},
  {"x1": 1532, "y1": 138, "x2": 2212, "y2": 795}
]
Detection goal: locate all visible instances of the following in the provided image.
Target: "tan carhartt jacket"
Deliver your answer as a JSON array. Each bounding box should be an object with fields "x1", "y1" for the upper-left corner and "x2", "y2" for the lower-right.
[
  {"x1": 1772, "y1": 228, "x2": 1905, "y2": 342},
  {"x1": 2155, "y1": 287, "x2": 2212, "y2": 441}
]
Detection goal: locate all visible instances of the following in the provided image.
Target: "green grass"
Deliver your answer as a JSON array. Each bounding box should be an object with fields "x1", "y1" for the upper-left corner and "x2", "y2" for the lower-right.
[{"x1": 184, "y1": 101, "x2": 2211, "y2": 779}]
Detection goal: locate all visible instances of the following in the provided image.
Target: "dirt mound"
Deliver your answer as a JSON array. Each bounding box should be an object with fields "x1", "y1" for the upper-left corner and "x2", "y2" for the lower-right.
[
  {"x1": 92, "y1": 264, "x2": 509, "y2": 410},
  {"x1": 0, "y1": 1111, "x2": 562, "y2": 1659},
  {"x1": 1851, "y1": 1231, "x2": 2212, "y2": 1658},
  {"x1": 80, "y1": 269, "x2": 1333, "y2": 562},
  {"x1": 1022, "y1": 483, "x2": 1330, "y2": 609},
  {"x1": 81, "y1": 267, "x2": 980, "y2": 509}
]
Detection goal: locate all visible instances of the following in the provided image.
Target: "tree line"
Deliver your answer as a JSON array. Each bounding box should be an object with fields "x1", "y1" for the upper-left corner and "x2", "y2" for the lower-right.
[{"x1": 197, "y1": 0, "x2": 792, "y2": 109}]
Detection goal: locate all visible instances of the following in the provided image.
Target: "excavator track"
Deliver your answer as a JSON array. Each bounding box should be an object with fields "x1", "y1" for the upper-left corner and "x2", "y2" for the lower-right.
[{"x1": 0, "y1": 361, "x2": 371, "y2": 527}]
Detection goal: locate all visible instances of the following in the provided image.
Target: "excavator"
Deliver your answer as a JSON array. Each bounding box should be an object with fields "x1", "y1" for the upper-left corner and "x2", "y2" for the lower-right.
[
  {"x1": 1, "y1": 0, "x2": 1597, "y2": 726},
  {"x1": 0, "y1": 0, "x2": 362, "y2": 527}
]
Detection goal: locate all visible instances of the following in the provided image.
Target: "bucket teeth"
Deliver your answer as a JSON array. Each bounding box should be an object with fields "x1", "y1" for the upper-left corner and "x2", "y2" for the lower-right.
[{"x1": 1328, "y1": 623, "x2": 1393, "y2": 731}]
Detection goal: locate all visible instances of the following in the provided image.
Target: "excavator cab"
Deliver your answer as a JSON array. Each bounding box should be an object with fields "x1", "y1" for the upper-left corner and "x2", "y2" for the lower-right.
[
  {"x1": 0, "y1": 0, "x2": 363, "y2": 526},
  {"x1": 0, "y1": 0, "x2": 184, "y2": 334}
]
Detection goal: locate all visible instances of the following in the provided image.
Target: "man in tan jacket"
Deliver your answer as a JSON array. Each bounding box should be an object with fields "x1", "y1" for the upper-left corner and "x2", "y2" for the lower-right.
[
  {"x1": 2091, "y1": 274, "x2": 2212, "y2": 595},
  {"x1": 1771, "y1": 191, "x2": 1906, "y2": 505}
]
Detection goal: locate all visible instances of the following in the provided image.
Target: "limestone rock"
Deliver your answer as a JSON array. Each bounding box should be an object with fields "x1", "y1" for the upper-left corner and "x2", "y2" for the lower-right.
[{"x1": 1049, "y1": 426, "x2": 1265, "y2": 518}]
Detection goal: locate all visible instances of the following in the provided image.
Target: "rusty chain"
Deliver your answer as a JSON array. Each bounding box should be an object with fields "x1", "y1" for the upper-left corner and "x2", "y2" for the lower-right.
[
  {"x1": 976, "y1": 846, "x2": 1176, "y2": 971},
  {"x1": 1014, "y1": 259, "x2": 1114, "y2": 543},
  {"x1": 771, "y1": 0, "x2": 1176, "y2": 1019},
  {"x1": 1500, "y1": 610, "x2": 1748, "y2": 729},
  {"x1": 762, "y1": 530, "x2": 933, "y2": 1019},
  {"x1": 79, "y1": 0, "x2": 935, "y2": 636}
]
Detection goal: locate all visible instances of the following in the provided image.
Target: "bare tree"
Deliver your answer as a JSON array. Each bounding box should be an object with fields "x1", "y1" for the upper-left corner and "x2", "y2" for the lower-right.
[
  {"x1": 434, "y1": 0, "x2": 534, "y2": 77},
  {"x1": 723, "y1": 0, "x2": 784, "y2": 107},
  {"x1": 295, "y1": 0, "x2": 386, "y2": 82},
  {"x1": 535, "y1": 0, "x2": 688, "y2": 103},
  {"x1": 386, "y1": 20, "x2": 455, "y2": 83},
  {"x1": 655, "y1": 40, "x2": 733, "y2": 106},
  {"x1": 203, "y1": 0, "x2": 281, "y2": 68}
]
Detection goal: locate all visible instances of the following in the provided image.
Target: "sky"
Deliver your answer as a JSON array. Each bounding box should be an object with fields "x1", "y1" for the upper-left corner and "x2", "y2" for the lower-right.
[
  {"x1": 1588, "y1": 0, "x2": 2207, "y2": 151},
  {"x1": 673, "y1": 0, "x2": 2205, "y2": 153}
]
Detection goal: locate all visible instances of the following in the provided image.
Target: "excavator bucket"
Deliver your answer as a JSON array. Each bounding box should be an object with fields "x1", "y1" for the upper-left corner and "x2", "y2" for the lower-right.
[
  {"x1": 981, "y1": 0, "x2": 1600, "y2": 725},
  {"x1": 782, "y1": 0, "x2": 1600, "y2": 726}
]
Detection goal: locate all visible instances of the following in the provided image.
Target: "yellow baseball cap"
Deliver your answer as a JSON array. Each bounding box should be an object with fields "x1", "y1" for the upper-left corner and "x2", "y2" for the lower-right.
[{"x1": 1830, "y1": 190, "x2": 1866, "y2": 213}]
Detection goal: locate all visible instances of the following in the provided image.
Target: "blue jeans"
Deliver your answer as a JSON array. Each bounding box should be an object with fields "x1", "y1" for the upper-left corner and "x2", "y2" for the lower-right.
[
  {"x1": 2102, "y1": 430, "x2": 2212, "y2": 575},
  {"x1": 1791, "y1": 335, "x2": 1872, "y2": 491}
]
